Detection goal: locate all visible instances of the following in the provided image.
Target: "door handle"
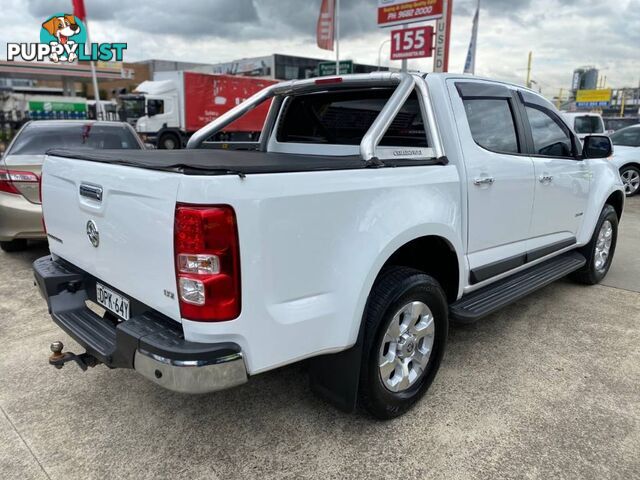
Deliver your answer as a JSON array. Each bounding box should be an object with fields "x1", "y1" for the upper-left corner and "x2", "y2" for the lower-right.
[
  {"x1": 473, "y1": 176, "x2": 495, "y2": 186},
  {"x1": 539, "y1": 175, "x2": 553, "y2": 184}
]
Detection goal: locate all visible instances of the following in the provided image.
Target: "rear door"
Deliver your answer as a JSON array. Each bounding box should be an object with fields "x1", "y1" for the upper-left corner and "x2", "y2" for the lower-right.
[
  {"x1": 449, "y1": 80, "x2": 535, "y2": 284},
  {"x1": 42, "y1": 155, "x2": 182, "y2": 321},
  {"x1": 517, "y1": 90, "x2": 590, "y2": 256}
]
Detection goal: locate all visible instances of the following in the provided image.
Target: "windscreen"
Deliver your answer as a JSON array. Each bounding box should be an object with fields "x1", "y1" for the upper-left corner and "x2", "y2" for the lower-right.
[
  {"x1": 120, "y1": 97, "x2": 145, "y2": 120},
  {"x1": 276, "y1": 89, "x2": 428, "y2": 147},
  {"x1": 573, "y1": 115, "x2": 603, "y2": 134},
  {"x1": 605, "y1": 118, "x2": 639, "y2": 132},
  {"x1": 610, "y1": 127, "x2": 640, "y2": 147},
  {"x1": 9, "y1": 123, "x2": 141, "y2": 155}
]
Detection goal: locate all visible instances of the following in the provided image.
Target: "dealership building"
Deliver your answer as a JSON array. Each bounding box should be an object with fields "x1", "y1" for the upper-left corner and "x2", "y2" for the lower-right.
[{"x1": 194, "y1": 54, "x2": 385, "y2": 80}]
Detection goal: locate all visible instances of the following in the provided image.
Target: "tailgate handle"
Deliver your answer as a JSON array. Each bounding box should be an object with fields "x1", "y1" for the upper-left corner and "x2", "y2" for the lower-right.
[{"x1": 79, "y1": 184, "x2": 103, "y2": 201}]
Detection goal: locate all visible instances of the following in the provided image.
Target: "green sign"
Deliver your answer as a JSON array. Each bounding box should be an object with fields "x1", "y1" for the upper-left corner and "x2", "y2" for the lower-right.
[
  {"x1": 28, "y1": 100, "x2": 87, "y2": 113},
  {"x1": 318, "y1": 60, "x2": 353, "y2": 76}
]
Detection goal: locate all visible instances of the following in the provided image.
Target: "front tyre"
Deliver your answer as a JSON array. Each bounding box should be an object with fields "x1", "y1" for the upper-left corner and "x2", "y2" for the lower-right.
[
  {"x1": 571, "y1": 204, "x2": 618, "y2": 285},
  {"x1": 360, "y1": 267, "x2": 448, "y2": 419}
]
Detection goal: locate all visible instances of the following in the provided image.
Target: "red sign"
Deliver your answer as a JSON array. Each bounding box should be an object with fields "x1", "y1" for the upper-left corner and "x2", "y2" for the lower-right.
[
  {"x1": 72, "y1": 0, "x2": 87, "y2": 21},
  {"x1": 390, "y1": 26, "x2": 434, "y2": 60},
  {"x1": 317, "y1": 0, "x2": 336, "y2": 51},
  {"x1": 378, "y1": 0, "x2": 443, "y2": 27},
  {"x1": 183, "y1": 72, "x2": 276, "y2": 133}
]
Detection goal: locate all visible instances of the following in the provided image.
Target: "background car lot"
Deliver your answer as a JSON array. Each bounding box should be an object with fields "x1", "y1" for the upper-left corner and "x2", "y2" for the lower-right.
[{"x1": 1, "y1": 197, "x2": 639, "y2": 480}]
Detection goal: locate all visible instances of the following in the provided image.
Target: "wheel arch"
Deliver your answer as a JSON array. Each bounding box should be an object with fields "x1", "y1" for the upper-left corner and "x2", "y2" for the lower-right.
[
  {"x1": 374, "y1": 235, "x2": 460, "y2": 304},
  {"x1": 309, "y1": 229, "x2": 462, "y2": 413},
  {"x1": 605, "y1": 189, "x2": 625, "y2": 220},
  {"x1": 619, "y1": 160, "x2": 640, "y2": 171}
]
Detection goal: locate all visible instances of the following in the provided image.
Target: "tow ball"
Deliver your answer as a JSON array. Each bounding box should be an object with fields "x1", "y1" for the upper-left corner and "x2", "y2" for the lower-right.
[{"x1": 48, "y1": 341, "x2": 100, "y2": 371}]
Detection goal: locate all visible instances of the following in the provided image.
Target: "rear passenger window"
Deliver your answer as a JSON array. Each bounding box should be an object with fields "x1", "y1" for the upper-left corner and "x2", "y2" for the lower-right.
[
  {"x1": 525, "y1": 106, "x2": 573, "y2": 157},
  {"x1": 463, "y1": 99, "x2": 519, "y2": 154},
  {"x1": 277, "y1": 89, "x2": 428, "y2": 147}
]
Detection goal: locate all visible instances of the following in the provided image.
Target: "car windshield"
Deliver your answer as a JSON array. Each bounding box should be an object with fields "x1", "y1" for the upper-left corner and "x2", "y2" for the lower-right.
[
  {"x1": 610, "y1": 127, "x2": 640, "y2": 147},
  {"x1": 8, "y1": 123, "x2": 141, "y2": 155},
  {"x1": 573, "y1": 115, "x2": 603, "y2": 134}
]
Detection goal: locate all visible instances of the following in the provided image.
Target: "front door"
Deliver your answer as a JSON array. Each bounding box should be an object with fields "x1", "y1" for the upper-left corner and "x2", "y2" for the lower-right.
[{"x1": 519, "y1": 92, "x2": 591, "y2": 256}]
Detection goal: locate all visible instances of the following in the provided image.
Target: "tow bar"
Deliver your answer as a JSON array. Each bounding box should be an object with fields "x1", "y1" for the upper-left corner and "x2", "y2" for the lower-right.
[{"x1": 48, "y1": 341, "x2": 100, "y2": 371}]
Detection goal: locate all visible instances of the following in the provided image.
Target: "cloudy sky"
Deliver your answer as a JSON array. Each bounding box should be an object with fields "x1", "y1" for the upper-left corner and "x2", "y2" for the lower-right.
[{"x1": 3, "y1": 0, "x2": 639, "y2": 97}]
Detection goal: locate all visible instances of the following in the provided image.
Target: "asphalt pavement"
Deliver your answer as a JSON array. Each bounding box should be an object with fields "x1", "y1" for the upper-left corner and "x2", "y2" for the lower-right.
[{"x1": 1, "y1": 197, "x2": 638, "y2": 480}]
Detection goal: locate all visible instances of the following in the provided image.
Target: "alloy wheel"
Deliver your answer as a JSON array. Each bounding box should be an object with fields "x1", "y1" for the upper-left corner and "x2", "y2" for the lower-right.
[
  {"x1": 621, "y1": 169, "x2": 640, "y2": 195},
  {"x1": 594, "y1": 220, "x2": 613, "y2": 272},
  {"x1": 378, "y1": 301, "x2": 435, "y2": 393}
]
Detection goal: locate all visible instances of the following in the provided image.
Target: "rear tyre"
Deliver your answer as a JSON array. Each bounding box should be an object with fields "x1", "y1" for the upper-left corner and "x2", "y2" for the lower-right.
[
  {"x1": 158, "y1": 132, "x2": 180, "y2": 150},
  {"x1": 359, "y1": 266, "x2": 448, "y2": 419},
  {"x1": 620, "y1": 165, "x2": 640, "y2": 197},
  {"x1": 0, "y1": 239, "x2": 28, "y2": 252},
  {"x1": 571, "y1": 204, "x2": 618, "y2": 285}
]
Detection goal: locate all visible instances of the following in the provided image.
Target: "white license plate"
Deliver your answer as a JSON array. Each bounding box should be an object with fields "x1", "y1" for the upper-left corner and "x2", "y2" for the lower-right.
[{"x1": 96, "y1": 283, "x2": 130, "y2": 321}]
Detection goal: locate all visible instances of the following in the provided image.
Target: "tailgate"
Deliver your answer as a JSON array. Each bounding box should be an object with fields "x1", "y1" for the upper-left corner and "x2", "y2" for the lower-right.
[{"x1": 41, "y1": 154, "x2": 182, "y2": 321}]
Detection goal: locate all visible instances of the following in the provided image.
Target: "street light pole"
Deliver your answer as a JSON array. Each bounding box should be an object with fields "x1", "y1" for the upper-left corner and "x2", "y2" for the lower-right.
[
  {"x1": 377, "y1": 39, "x2": 391, "y2": 71},
  {"x1": 526, "y1": 51, "x2": 533, "y2": 88}
]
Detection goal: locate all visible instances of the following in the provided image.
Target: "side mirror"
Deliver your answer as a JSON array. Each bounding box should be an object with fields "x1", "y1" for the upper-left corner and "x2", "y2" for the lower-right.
[
  {"x1": 583, "y1": 135, "x2": 612, "y2": 159},
  {"x1": 147, "y1": 102, "x2": 158, "y2": 117}
]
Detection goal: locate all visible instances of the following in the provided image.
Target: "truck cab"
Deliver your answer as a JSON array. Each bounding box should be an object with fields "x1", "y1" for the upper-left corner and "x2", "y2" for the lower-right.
[{"x1": 118, "y1": 79, "x2": 181, "y2": 149}]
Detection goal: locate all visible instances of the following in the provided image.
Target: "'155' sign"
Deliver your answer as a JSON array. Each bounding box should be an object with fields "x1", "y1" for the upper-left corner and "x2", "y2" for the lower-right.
[{"x1": 390, "y1": 25, "x2": 434, "y2": 60}]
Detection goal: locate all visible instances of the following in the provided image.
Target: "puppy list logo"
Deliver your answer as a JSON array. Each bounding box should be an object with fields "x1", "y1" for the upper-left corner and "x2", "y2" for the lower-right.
[{"x1": 6, "y1": 13, "x2": 127, "y2": 63}]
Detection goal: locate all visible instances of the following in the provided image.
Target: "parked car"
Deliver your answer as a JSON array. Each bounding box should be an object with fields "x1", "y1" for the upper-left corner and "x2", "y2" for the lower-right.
[
  {"x1": 0, "y1": 120, "x2": 144, "y2": 252},
  {"x1": 35, "y1": 73, "x2": 624, "y2": 419},
  {"x1": 609, "y1": 124, "x2": 640, "y2": 196},
  {"x1": 604, "y1": 116, "x2": 639, "y2": 133},
  {"x1": 560, "y1": 112, "x2": 606, "y2": 140}
]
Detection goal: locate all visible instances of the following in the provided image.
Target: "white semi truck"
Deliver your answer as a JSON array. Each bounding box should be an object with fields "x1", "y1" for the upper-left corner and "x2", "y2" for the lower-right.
[{"x1": 118, "y1": 71, "x2": 276, "y2": 149}]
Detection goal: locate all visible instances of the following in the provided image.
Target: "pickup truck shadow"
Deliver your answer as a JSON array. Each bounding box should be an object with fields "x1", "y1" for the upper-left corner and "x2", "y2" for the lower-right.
[{"x1": 88, "y1": 279, "x2": 570, "y2": 425}]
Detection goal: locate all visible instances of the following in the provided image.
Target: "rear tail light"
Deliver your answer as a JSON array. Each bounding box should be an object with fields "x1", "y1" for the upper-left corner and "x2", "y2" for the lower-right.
[
  {"x1": 0, "y1": 169, "x2": 39, "y2": 197},
  {"x1": 174, "y1": 204, "x2": 241, "y2": 321}
]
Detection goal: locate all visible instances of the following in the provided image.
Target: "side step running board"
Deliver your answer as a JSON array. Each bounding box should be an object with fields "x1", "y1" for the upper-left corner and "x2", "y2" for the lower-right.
[{"x1": 450, "y1": 251, "x2": 586, "y2": 323}]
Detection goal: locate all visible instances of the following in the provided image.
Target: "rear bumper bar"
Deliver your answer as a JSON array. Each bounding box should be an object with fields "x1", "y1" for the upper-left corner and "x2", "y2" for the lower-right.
[{"x1": 33, "y1": 255, "x2": 247, "y2": 394}]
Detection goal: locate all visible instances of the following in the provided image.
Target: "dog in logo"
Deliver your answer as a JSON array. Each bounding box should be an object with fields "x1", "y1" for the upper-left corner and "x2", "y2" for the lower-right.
[{"x1": 41, "y1": 15, "x2": 80, "y2": 62}]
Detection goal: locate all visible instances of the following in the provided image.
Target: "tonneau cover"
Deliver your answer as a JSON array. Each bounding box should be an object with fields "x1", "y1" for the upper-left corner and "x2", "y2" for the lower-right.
[{"x1": 46, "y1": 148, "x2": 442, "y2": 175}]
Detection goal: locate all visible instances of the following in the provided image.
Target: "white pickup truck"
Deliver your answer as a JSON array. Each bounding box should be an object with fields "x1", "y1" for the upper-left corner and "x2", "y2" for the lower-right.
[{"x1": 34, "y1": 73, "x2": 624, "y2": 419}]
